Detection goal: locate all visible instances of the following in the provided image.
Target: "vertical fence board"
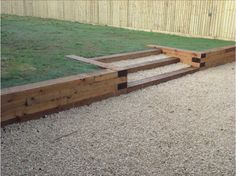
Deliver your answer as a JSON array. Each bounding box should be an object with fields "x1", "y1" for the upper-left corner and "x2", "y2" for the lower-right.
[{"x1": 1, "y1": 0, "x2": 235, "y2": 40}]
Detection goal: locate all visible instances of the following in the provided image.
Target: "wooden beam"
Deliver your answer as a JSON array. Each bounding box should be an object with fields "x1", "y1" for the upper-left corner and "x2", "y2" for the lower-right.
[
  {"x1": 148, "y1": 45, "x2": 203, "y2": 58},
  {"x1": 203, "y1": 50, "x2": 235, "y2": 67},
  {"x1": 1, "y1": 68, "x2": 128, "y2": 125},
  {"x1": 148, "y1": 45, "x2": 204, "y2": 67},
  {"x1": 65, "y1": 55, "x2": 117, "y2": 69},
  {"x1": 189, "y1": 45, "x2": 235, "y2": 68},
  {"x1": 1, "y1": 69, "x2": 116, "y2": 97},
  {"x1": 127, "y1": 67, "x2": 199, "y2": 92},
  {"x1": 1, "y1": 92, "x2": 116, "y2": 126},
  {"x1": 203, "y1": 45, "x2": 235, "y2": 57},
  {"x1": 121, "y1": 57, "x2": 180, "y2": 73},
  {"x1": 92, "y1": 49, "x2": 162, "y2": 63}
]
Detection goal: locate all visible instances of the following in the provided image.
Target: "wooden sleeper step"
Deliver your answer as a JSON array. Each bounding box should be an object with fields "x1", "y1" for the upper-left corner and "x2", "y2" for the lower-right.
[
  {"x1": 127, "y1": 67, "x2": 199, "y2": 92},
  {"x1": 121, "y1": 57, "x2": 180, "y2": 73},
  {"x1": 92, "y1": 49, "x2": 162, "y2": 63}
]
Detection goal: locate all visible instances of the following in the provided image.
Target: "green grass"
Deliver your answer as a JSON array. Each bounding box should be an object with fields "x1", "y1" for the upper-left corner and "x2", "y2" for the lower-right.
[{"x1": 1, "y1": 14, "x2": 234, "y2": 88}]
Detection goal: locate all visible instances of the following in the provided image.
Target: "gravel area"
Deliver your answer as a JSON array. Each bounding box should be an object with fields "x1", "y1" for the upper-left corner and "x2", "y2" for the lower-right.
[
  {"x1": 128, "y1": 62, "x2": 189, "y2": 82},
  {"x1": 111, "y1": 54, "x2": 169, "y2": 67},
  {"x1": 1, "y1": 63, "x2": 235, "y2": 176}
]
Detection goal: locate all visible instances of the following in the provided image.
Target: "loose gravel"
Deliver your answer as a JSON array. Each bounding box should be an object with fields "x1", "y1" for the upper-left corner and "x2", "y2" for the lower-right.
[{"x1": 1, "y1": 63, "x2": 235, "y2": 176}]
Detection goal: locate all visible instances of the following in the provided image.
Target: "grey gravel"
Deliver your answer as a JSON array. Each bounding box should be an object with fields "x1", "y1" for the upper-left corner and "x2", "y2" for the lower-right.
[{"x1": 1, "y1": 63, "x2": 235, "y2": 176}]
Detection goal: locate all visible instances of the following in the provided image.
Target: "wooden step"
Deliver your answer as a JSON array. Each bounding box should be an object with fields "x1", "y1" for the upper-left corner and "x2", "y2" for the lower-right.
[
  {"x1": 127, "y1": 67, "x2": 199, "y2": 92},
  {"x1": 121, "y1": 57, "x2": 180, "y2": 73},
  {"x1": 92, "y1": 49, "x2": 162, "y2": 63},
  {"x1": 65, "y1": 55, "x2": 112, "y2": 69}
]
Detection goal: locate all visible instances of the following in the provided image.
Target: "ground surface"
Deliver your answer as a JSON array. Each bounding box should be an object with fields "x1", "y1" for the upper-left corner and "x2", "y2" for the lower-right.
[
  {"x1": 1, "y1": 14, "x2": 234, "y2": 88},
  {"x1": 1, "y1": 63, "x2": 235, "y2": 176}
]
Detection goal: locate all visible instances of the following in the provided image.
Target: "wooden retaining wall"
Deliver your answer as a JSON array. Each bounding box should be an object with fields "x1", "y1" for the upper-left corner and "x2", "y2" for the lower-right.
[
  {"x1": 1, "y1": 69, "x2": 127, "y2": 125},
  {"x1": 149, "y1": 45, "x2": 235, "y2": 68},
  {"x1": 1, "y1": 46, "x2": 235, "y2": 125},
  {"x1": 1, "y1": 0, "x2": 235, "y2": 41},
  {"x1": 202, "y1": 46, "x2": 236, "y2": 67}
]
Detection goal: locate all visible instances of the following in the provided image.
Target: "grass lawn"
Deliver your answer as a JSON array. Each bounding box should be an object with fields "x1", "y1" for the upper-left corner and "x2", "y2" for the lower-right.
[{"x1": 1, "y1": 14, "x2": 234, "y2": 88}]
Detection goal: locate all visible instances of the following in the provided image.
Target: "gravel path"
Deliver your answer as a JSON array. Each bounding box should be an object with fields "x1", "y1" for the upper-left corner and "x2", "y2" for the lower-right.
[
  {"x1": 128, "y1": 63, "x2": 189, "y2": 82},
  {"x1": 1, "y1": 63, "x2": 235, "y2": 176},
  {"x1": 111, "y1": 54, "x2": 169, "y2": 67}
]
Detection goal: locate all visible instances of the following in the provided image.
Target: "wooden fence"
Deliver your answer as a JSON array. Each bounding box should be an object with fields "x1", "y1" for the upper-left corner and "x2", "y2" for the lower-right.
[{"x1": 1, "y1": 0, "x2": 235, "y2": 40}]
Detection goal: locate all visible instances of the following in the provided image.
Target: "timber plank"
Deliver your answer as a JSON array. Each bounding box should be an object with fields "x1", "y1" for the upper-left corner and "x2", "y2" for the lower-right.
[
  {"x1": 65, "y1": 55, "x2": 117, "y2": 69},
  {"x1": 204, "y1": 55, "x2": 235, "y2": 67},
  {"x1": 1, "y1": 69, "x2": 117, "y2": 103},
  {"x1": 1, "y1": 76, "x2": 127, "y2": 120},
  {"x1": 1, "y1": 92, "x2": 116, "y2": 126},
  {"x1": 147, "y1": 45, "x2": 203, "y2": 67},
  {"x1": 127, "y1": 67, "x2": 199, "y2": 92},
  {"x1": 1, "y1": 78, "x2": 123, "y2": 122},
  {"x1": 202, "y1": 51, "x2": 235, "y2": 62},
  {"x1": 148, "y1": 45, "x2": 203, "y2": 58},
  {"x1": 202, "y1": 48, "x2": 235, "y2": 67},
  {"x1": 1, "y1": 76, "x2": 126, "y2": 111},
  {"x1": 92, "y1": 49, "x2": 162, "y2": 63},
  {"x1": 203, "y1": 45, "x2": 235, "y2": 57},
  {"x1": 121, "y1": 57, "x2": 180, "y2": 73},
  {"x1": 1, "y1": 67, "x2": 127, "y2": 124}
]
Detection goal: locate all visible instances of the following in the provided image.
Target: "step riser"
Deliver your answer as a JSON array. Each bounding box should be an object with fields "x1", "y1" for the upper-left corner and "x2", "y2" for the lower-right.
[
  {"x1": 93, "y1": 49, "x2": 162, "y2": 63},
  {"x1": 127, "y1": 67, "x2": 199, "y2": 93},
  {"x1": 125, "y1": 57, "x2": 180, "y2": 73}
]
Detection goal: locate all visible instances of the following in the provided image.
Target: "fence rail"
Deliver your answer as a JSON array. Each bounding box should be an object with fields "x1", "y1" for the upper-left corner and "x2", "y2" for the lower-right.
[{"x1": 1, "y1": 0, "x2": 235, "y2": 40}]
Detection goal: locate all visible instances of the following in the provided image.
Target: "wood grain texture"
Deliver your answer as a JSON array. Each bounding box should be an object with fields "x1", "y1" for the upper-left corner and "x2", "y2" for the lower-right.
[
  {"x1": 203, "y1": 45, "x2": 235, "y2": 57},
  {"x1": 121, "y1": 57, "x2": 180, "y2": 73},
  {"x1": 1, "y1": 92, "x2": 115, "y2": 126},
  {"x1": 148, "y1": 45, "x2": 236, "y2": 68},
  {"x1": 148, "y1": 45, "x2": 203, "y2": 58},
  {"x1": 127, "y1": 67, "x2": 199, "y2": 92},
  {"x1": 203, "y1": 47, "x2": 235, "y2": 67},
  {"x1": 1, "y1": 69, "x2": 127, "y2": 124},
  {"x1": 148, "y1": 45, "x2": 202, "y2": 67},
  {"x1": 92, "y1": 49, "x2": 162, "y2": 63},
  {"x1": 65, "y1": 55, "x2": 116, "y2": 69}
]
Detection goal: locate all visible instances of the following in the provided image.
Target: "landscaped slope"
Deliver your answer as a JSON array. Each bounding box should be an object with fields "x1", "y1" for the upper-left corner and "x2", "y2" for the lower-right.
[{"x1": 1, "y1": 15, "x2": 234, "y2": 88}]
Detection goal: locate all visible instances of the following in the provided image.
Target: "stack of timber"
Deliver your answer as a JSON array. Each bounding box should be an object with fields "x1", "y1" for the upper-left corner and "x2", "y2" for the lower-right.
[
  {"x1": 202, "y1": 46, "x2": 235, "y2": 67},
  {"x1": 1, "y1": 69, "x2": 127, "y2": 125},
  {"x1": 148, "y1": 45, "x2": 235, "y2": 68}
]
